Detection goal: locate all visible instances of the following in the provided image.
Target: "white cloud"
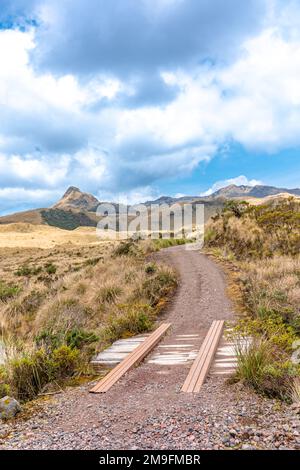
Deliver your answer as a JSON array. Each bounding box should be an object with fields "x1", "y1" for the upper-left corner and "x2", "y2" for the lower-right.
[
  {"x1": 201, "y1": 175, "x2": 263, "y2": 196},
  {"x1": 0, "y1": 1, "x2": 300, "y2": 214}
]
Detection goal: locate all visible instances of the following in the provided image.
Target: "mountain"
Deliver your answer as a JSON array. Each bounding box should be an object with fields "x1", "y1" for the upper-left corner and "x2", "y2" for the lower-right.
[
  {"x1": 0, "y1": 184, "x2": 299, "y2": 230},
  {"x1": 0, "y1": 186, "x2": 101, "y2": 230},
  {"x1": 211, "y1": 184, "x2": 300, "y2": 199},
  {"x1": 53, "y1": 186, "x2": 99, "y2": 212}
]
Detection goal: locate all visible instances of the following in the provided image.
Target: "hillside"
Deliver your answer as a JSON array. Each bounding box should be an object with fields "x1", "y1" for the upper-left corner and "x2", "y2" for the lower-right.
[
  {"x1": 0, "y1": 223, "x2": 103, "y2": 248},
  {"x1": 0, "y1": 184, "x2": 299, "y2": 230}
]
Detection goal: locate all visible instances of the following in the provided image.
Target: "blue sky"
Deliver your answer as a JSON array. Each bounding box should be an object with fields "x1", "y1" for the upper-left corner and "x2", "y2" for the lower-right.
[{"x1": 0, "y1": 0, "x2": 299, "y2": 213}]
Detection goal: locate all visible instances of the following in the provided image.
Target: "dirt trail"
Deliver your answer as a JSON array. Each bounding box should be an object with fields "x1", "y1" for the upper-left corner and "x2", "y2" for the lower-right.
[{"x1": 1, "y1": 247, "x2": 299, "y2": 450}]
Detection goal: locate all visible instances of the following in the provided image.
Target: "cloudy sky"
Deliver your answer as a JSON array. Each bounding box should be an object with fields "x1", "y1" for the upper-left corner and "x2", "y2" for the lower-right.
[{"x1": 0, "y1": 0, "x2": 300, "y2": 213}]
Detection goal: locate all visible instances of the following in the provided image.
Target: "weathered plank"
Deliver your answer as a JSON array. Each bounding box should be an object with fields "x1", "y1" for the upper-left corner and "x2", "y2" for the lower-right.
[
  {"x1": 181, "y1": 320, "x2": 224, "y2": 393},
  {"x1": 90, "y1": 323, "x2": 171, "y2": 393}
]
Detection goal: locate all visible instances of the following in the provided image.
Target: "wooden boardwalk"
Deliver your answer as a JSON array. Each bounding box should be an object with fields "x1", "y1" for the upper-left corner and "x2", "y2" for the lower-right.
[
  {"x1": 181, "y1": 320, "x2": 224, "y2": 393},
  {"x1": 90, "y1": 323, "x2": 171, "y2": 393}
]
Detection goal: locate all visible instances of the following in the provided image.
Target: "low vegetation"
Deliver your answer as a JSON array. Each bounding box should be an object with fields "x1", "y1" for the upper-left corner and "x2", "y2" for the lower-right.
[
  {"x1": 0, "y1": 238, "x2": 179, "y2": 402},
  {"x1": 206, "y1": 198, "x2": 300, "y2": 401},
  {"x1": 0, "y1": 281, "x2": 21, "y2": 301}
]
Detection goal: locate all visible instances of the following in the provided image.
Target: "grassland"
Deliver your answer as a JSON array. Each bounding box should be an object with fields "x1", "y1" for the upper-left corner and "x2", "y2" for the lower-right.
[
  {"x1": 205, "y1": 197, "x2": 300, "y2": 401},
  {"x1": 0, "y1": 227, "x2": 180, "y2": 402},
  {"x1": 0, "y1": 223, "x2": 106, "y2": 249}
]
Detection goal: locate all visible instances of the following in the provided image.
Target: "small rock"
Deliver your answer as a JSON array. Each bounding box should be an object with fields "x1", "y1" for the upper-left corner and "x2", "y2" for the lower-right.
[
  {"x1": 0, "y1": 396, "x2": 21, "y2": 420},
  {"x1": 241, "y1": 444, "x2": 252, "y2": 450}
]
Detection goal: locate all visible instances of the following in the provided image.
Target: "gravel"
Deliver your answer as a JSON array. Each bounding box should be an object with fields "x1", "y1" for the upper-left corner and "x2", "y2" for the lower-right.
[
  {"x1": 1, "y1": 379, "x2": 299, "y2": 450},
  {"x1": 1, "y1": 247, "x2": 299, "y2": 450}
]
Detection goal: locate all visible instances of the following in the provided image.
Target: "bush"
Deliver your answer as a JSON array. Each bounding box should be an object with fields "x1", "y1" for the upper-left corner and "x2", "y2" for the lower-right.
[
  {"x1": 36, "y1": 328, "x2": 98, "y2": 350},
  {"x1": 0, "y1": 382, "x2": 10, "y2": 398},
  {"x1": 0, "y1": 366, "x2": 10, "y2": 398},
  {"x1": 48, "y1": 345, "x2": 79, "y2": 380},
  {"x1": 138, "y1": 269, "x2": 177, "y2": 307},
  {"x1": 15, "y1": 265, "x2": 43, "y2": 276},
  {"x1": 0, "y1": 281, "x2": 21, "y2": 301},
  {"x1": 3, "y1": 344, "x2": 80, "y2": 402},
  {"x1": 145, "y1": 262, "x2": 157, "y2": 274},
  {"x1": 15, "y1": 265, "x2": 32, "y2": 276},
  {"x1": 101, "y1": 305, "x2": 154, "y2": 343},
  {"x1": 232, "y1": 316, "x2": 297, "y2": 352},
  {"x1": 114, "y1": 241, "x2": 138, "y2": 256},
  {"x1": 5, "y1": 348, "x2": 50, "y2": 401},
  {"x1": 206, "y1": 198, "x2": 300, "y2": 259},
  {"x1": 65, "y1": 329, "x2": 99, "y2": 349},
  {"x1": 45, "y1": 263, "x2": 57, "y2": 275}
]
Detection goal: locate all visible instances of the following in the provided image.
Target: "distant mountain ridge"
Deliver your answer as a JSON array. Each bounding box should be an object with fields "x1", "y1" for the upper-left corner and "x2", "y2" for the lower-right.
[
  {"x1": 145, "y1": 184, "x2": 300, "y2": 205},
  {"x1": 211, "y1": 184, "x2": 300, "y2": 199},
  {"x1": 0, "y1": 184, "x2": 299, "y2": 230}
]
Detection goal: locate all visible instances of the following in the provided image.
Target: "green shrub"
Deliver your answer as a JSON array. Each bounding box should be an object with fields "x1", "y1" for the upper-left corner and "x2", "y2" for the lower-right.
[
  {"x1": 4, "y1": 344, "x2": 80, "y2": 402},
  {"x1": 145, "y1": 262, "x2": 157, "y2": 274},
  {"x1": 0, "y1": 281, "x2": 21, "y2": 301},
  {"x1": 0, "y1": 382, "x2": 10, "y2": 398},
  {"x1": 232, "y1": 317, "x2": 297, "y2": 352},
  {"x1": 48, "y1": 345, "x2": 79, "y2": 380},
  {"x1": 15, "y1": 265, "x2": 32, "y2": 276},
  {"x1": 36, "y1": 328, "x2": 98, "y2": 350},
  {"x1": 45, "y1": 263, "x2": 57, "y2": 275},
  {"x1": 138, "y1": 269, "x2": 177, "y2": 306},
  {"x1": 6, "y1": 348, "x2": 50, "y2": 401},
  {"x1": 65, "y1": 329, "x2": 99, "y2": 349},
  {"x1": 113, "y1": 241, "x2": 138, "y2": 256},
  {"x1": 101, "y1": 305, "x2": 154, "y2": 343},
  {"x1": 206, "y1": 198, "x2": 300, "y2": 258},
  {"x1": 0, "y1": 366, "x2": 10, "y2": 398}
]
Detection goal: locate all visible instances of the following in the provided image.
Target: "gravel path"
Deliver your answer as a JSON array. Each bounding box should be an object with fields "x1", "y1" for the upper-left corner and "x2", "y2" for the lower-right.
[{"x1": 1, "y1": 246, "x2": 299, "y2": 450}]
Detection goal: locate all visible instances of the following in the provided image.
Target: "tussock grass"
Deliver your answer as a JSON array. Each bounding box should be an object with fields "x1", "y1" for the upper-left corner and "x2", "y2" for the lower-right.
[
  {"x1": 0, "y1": 240, "x2": 177, "y2": 402},
  {"x1": 207, "y1": 198, "x2": 300, "y2": 400},
  {"x1": 1, "y1": 341, "x2": 80, "y2": 401},
  {"x1": 290, "y1": 377, "x2": 300, "y2": 405},
  {"x1": 235, "y1": 338, "x2": 274, "y2": 389}
]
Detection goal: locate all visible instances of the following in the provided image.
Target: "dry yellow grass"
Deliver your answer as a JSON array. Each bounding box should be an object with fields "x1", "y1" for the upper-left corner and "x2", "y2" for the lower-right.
[
  {"x1": 0, "y1": 223, "x2": 111, "y2": 249},
  {"x1": 0, "y1": 227, "x2": 178, "y2": 401},
  {"x1": 240, "y1": 193, "x2": 300, "y2": 206},
  {"x1": 0, "y1": 238, "x2": 177, "y2": 345}
]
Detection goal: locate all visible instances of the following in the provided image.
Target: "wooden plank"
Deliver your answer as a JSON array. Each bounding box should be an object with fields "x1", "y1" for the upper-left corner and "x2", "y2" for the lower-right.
[
  {"x1": 90, "y1": 323, "x2": 171, "y2": 393},
  {"x1": 181, "y1": 321, "x2": 218, "y2": 393},
  {"x1": 181, "y1": 320, "x2": 224, "y2": 393},
  {"x1": 193, "y1": 320, "x2": 224, "y2": 392},
  {"x1": 95, "y1": 325, "x2": 169, "y2": 392}
]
